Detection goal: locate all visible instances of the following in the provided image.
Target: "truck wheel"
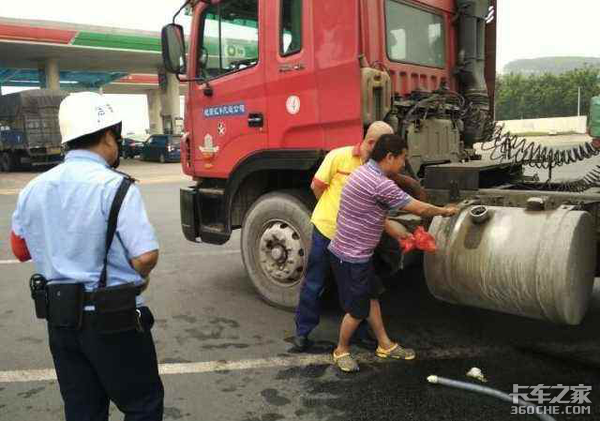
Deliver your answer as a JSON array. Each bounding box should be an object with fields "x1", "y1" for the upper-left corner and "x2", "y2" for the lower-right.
[
  {"x1": 0, "y1": 153, "x2": 14, "y2": 172},
  {"x1": 241, "y1": 190, "x2": 314, "y2": 310}
]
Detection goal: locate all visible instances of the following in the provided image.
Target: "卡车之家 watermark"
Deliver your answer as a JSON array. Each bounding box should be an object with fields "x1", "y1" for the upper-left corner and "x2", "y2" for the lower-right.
[{"x1": 510, "y1": 384, "x2": 591, "y2": 416}]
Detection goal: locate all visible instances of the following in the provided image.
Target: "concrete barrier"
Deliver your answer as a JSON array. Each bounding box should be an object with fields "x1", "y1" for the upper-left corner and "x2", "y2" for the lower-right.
[{"x1": 498, "y1": 116, "x2": 587, "y2": 135}]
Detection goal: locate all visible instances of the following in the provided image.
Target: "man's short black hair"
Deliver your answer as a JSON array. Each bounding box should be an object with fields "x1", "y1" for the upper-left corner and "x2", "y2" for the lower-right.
[
  {"x1": 65, "y1": 124, "x2": 120, "y2": 151},
  {"x1": 371, "y1": 134, "x2": 408, "y2": 162}
]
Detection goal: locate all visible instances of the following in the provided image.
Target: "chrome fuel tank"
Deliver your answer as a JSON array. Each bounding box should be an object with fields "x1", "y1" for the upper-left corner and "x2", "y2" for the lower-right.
[{"x1": 424, "y1": 204, "x2": 596, "y2": 325}]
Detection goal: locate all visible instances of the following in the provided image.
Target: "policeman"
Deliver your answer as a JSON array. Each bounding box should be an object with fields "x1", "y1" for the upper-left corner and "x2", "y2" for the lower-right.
[{"x1": 10, "y1": 92, "x2": 164, "y2": 420}]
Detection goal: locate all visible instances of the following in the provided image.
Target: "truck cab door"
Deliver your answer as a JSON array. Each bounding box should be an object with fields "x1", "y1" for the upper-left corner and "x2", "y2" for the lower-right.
[
  {"x1": 188, "y1": 0, "x2": 267, "y2": 177},
  {"x1": 265, "y1": 0, "x2": 323, "y2": 150}
]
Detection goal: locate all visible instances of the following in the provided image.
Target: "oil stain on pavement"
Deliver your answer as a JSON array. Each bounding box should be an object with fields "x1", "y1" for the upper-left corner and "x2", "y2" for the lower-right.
[
  {"x1": 17, "y1": 386, "x2": 45, "y2": 399},
  {"x1": 260, "y1": 389, "x2": 291, "y2": 406},
  {"x1": 266, "y1": 347, "x2": 600, "y2": 421}
]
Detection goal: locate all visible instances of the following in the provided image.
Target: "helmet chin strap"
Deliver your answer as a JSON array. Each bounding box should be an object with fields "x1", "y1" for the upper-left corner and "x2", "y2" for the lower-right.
[
  {"x1": 111, "y1": 141, "x2": 122, "y2": 169},
  {"x1": 111, "y1": 155, "x2": 120, "y2": 169},
  {"x1": 109, "y1": 123, "x2": 123, "y2": 169}
]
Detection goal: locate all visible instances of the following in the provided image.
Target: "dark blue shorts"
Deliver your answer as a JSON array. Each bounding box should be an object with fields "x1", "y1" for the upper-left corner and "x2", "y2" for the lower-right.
[{"x1": 329, "y1": 256, "x2": 384, "y2": 319}]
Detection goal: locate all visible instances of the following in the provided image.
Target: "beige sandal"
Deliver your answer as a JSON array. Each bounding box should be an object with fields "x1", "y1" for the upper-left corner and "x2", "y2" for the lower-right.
[
  {"x1": 376, "y1": 343, "x2": 416, "y2": 360},
  {"x1": 333, "y1": 351, "x2": 359, "y2": 372}
]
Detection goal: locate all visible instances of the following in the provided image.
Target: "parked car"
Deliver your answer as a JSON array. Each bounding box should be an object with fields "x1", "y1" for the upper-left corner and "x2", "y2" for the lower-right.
[
  {"x1": 121, "y1": 138, "x2": 144, "y2": 159},
  {"x1": 140, "y1": 134, "x2": 181, "y2": 163}
]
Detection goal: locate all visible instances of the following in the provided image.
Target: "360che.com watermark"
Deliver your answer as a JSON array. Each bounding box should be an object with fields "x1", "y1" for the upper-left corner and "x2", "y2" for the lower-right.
[{"x1": 510, "y1": 384, "x2": 592, "y2": 416}]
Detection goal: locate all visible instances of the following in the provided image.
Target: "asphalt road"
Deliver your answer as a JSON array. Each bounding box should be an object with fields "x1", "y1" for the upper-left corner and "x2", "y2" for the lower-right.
[{"x1": 1, "y1": 158, "x2": 600, "y2": 421}]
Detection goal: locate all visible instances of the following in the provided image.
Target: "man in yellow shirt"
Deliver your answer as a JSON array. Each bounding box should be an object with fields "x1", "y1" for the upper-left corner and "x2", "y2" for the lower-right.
[{"x1": 294, "y1": 122, "x2": 424, "y2": 351}]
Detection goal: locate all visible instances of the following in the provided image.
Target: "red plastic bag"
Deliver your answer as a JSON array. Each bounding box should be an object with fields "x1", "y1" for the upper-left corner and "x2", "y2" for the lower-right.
[
  {"x1": 414, "y1": 226, "x2": 437, "y2": 252},
  {"x1": 399, "y1": 226, "x2": 437, "y2": 254},
  {"x1": 399, "y1": 235, "x2": 416, "y2": 254}
]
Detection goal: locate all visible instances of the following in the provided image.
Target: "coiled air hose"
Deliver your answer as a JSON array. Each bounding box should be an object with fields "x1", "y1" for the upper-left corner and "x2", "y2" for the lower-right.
[{"x1": 479, "y1": 124, "x2": 600, "y2": 169}]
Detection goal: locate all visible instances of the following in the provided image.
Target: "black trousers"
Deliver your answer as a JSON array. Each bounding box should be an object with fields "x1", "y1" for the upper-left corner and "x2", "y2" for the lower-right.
[{"x1": 47, "y1": 306, "x2": 164, "y2": 421}]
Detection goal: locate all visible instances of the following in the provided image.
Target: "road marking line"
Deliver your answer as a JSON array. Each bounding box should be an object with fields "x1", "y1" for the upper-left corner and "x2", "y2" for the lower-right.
[
  {"x1": 0, "y1": 251, "x2": 239, "y2": 265},
  {"x1": 139, "y1": 177, "x2": 188, "y2": 185},
  {"x1": 0, "y1": 189, "x2": 21, "y2": 196},
  {"x1": 0, "y1": 369, "x2": 56, "y2": 383},
  {"x1": 179, "y1": 250, "x2": 240, "y2": 257},
  {"x1": 160, "y1": 355, "x2": 334, "y2": 376},
  {"x1": 0, "y1": 346, "x2": 504, "y2": 384}
]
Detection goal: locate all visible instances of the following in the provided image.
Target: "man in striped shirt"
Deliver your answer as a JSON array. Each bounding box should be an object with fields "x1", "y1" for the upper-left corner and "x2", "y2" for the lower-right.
[
  {"x1": 293, "y1": 122, "x2": 426, "y2": 352},
  {"x1": 329, "y1": 134, "x2": 457, "y2": 372}
]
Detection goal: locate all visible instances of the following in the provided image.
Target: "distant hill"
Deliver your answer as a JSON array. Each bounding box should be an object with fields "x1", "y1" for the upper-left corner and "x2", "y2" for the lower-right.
[{"x1": 503, "y1": 57, "x2": 600, "y2": 75}]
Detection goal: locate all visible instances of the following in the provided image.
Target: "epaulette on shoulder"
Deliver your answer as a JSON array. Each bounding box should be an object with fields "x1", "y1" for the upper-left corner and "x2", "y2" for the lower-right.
[{"x1": 110, "y1": 168, "x2": 137, "y2": 183}]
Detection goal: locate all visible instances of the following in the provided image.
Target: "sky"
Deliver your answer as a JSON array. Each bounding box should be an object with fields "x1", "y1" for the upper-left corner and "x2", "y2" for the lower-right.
[{"x1": 1, "y1": 0, "x2": 599, "y2": 133}]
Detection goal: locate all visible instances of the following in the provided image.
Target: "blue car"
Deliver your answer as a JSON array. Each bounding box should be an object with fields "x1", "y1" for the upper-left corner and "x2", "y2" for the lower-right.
[
  {"x1": 140, "y1": 134, "x2": 181, "y2": 163},
  {"x1": 121, "y1": 138, "x2": 144, "y2": 159}
]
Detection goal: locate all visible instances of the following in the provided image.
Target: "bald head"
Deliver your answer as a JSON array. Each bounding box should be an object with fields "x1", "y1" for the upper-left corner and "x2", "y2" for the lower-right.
[
  {"x1": 359, "y1": 121, "x2": 394, "y2": 161},
  {"x1": 365, "y1": 121, "x2": 394, "y2": 142}
]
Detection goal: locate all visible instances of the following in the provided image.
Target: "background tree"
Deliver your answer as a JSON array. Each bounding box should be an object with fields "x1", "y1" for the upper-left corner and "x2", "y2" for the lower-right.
[{"x1": 495, "y1": 68, "x2": 600, "y2": 120}]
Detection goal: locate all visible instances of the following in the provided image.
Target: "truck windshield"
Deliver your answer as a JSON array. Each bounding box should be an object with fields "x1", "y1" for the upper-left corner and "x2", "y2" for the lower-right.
[
  {"x1": 199, "y1": 0, "x2": 259, "y2": 79},
  {"x1": 385, "y1": 0, "x2": 445, "y2": 68}
]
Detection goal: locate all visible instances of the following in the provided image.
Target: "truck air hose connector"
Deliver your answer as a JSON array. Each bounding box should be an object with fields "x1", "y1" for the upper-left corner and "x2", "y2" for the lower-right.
[
  {"x1": 400, "y1": 95, "x2": 446, "y2": 140},
  {"x1": 399, "y1": 90, "x2": 467, "y2": 141},
  {"x1": 427, "y1": 375, "x2": 557, "y2": 421}
]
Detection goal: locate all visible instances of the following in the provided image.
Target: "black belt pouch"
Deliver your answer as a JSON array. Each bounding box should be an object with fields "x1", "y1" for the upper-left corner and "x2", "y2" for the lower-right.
[
  {"x1": 94, "y1": 284, "x2": 138, "y2": 334},
  {"x1": 47, "y1": 284, "x2": 84, "y2": 329}
]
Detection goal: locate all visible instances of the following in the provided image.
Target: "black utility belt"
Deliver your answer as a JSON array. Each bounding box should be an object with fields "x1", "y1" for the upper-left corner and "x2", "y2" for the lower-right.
[
  {"x1": 83, "y1": 285, "x2": 143, "y2": 307},
  {"x1": 30, "y1": 275, "x2": 144, "y2": 334}
]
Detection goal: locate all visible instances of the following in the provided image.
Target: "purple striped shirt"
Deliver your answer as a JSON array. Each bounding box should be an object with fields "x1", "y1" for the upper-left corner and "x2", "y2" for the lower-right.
[{"x1": 328, "y1": 160, "x2": 412, "y2": 263}]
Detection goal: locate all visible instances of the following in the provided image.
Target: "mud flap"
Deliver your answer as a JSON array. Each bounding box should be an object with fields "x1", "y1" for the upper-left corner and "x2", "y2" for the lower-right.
[{"x1": 180, "y1": 187, "x2": 200, "y2": 242}]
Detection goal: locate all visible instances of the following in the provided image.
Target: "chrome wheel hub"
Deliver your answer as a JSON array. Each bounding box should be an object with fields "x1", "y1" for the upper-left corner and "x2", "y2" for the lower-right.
[{"x1": 258, "y1": 221, "x2": 306, "y2": 284}]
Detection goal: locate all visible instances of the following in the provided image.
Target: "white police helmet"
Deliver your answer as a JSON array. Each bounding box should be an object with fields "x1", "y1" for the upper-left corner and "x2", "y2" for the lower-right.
[{"x1": 59, "y1": 92, "x2": 122, "y2": 144}]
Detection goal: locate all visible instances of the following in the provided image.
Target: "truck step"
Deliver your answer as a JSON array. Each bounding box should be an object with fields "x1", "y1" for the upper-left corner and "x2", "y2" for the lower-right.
[
  {"x1": 198, "y1": 223, "x2": 230, "y2": 245},
  {"x1": 197, "y1": 187, "x2": 225, "y2": 198},
  {"x1": 200, "y1": 223, "x2": 226, "y2": 233}
]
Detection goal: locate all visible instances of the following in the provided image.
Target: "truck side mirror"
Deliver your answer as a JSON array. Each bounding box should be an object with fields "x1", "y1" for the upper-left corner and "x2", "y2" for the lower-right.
[{"x1": 161, "y1": 24, "x2": 187, "y2": 75}]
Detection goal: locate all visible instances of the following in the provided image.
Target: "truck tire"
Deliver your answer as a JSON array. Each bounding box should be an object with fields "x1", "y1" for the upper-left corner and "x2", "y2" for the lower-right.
[
  {"x1": 241, "y1": 190, "x2": 314, "y2": 310},
  {"x1": 0, "y1": 152, "x2": 14, "y2": 172}
]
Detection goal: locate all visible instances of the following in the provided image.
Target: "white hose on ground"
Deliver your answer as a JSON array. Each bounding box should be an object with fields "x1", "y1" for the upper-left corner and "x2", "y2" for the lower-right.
[{"x1": 427, "y1": 375, "x2": 557, "y2": 421}]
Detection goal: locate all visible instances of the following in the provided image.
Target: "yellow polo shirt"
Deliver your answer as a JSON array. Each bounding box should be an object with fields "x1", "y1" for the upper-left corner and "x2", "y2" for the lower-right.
[{"x1": 311, "y1": 144, "x2": 363, "y2": 240}]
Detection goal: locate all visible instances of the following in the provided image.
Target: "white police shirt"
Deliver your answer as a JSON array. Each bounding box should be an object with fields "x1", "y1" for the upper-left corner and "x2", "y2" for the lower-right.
[{"x1": 12, "y1": 150, "x2": 159, "y2": 308}]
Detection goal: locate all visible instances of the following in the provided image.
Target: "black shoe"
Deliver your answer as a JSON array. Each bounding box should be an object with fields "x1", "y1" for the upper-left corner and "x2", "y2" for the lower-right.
[
  {"x1": 351, "y1": 335, "x2": 378, "y2": 351},
  {"x1": 292, "y1": 335, "x2": 313, "y2": 352}
]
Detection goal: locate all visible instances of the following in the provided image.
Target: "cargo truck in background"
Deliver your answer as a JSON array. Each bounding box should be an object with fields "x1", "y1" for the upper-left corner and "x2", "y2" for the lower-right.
[
  {"x1": 161, "y1": 0, "x2": 600, "y2": 326},
  {"x1": 0, "y1": 89, "x2": 68, "y2": 172}
]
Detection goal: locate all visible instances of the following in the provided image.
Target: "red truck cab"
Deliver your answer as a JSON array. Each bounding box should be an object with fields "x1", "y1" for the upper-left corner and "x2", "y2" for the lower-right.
[{"x1": 162, "y1": 0, "x2": 496, "y2": 308}]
